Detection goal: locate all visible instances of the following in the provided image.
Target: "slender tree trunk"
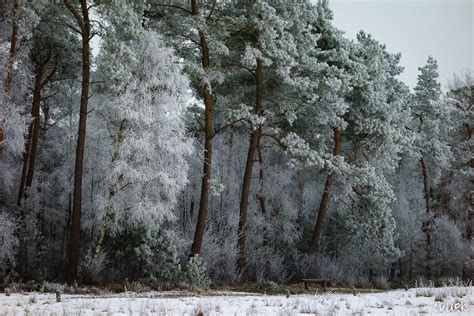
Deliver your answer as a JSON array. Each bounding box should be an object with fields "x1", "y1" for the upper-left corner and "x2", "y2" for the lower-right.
[
  {"x1": 4, "y1": 0, "x2": 20, "y2": 94},
  {"x1": 190, "y1": 0, "x2": 214, "y2": 257},
  {"x1": 24, "y1": 78, "x2": 44, "y2": 189},
  {"x1": 256, "y1": 142, "x2": 270, "y2": 274},
  {"x1": 297, "y1": 171, "x2": 305, "y2": 222},
  {"x1": 1, "y1": 0, "x2": 20, "y2": 154},
  {"x1": 87, "y1": 120, "x2": 126, "y2": 273},
  {"x1": 257, "y1": 145, "x2": 266, "y2": 218},
  {"x1": 408, "y1": 248, "x2": 413, "y2": 280},
  {"x1": 307, "y1": 128, "x2": 341, "y2": 255},
  {"x1": 16, "y1": 62, "x2": 44, "y2": 277},
  {"x1": 420, "y1": 158, "x2": 431, "y2": 213},
  {"x1": 64, "y1": 0, "x2": 91, "y2": 285},
  {"x1": 17, "y1": 104, "x2": 36, "y2": 205},
  {"x1": 420, "y1": 157, "x2": 433, "y2": 278},
  {"x1": 18, "y1": 53, "x2": 56, "y2": 205},
  {"x1": 398, "y1": 257, "x2": 404, "y2": 279},
  {"x1": 236, "y1": 59, "x2": 263, "y2": 273}
]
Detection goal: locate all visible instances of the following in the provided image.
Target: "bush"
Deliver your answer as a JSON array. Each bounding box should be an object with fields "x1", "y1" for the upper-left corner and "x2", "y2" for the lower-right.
[
  {"x1": 182, "y1": 256, "x2": 211, "y2": 289},
  {"x1": 0, "y1": 211, "x2": 18, "y2": 279}
]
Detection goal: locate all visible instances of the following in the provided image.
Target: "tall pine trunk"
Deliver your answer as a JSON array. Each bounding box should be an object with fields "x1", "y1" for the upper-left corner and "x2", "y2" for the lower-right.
[
  {"x1": 28, "y1": 62, "x2": 56, "y2": 186},
  {"x1": 64, "y1": 0, "x2": 91, "y2": 285},
  {"x1": 1, "y1": 0, "x2": 20, "y2": 153},
  {"x1": 190, "y1": 0, "x2": 214, "y2": 257},
  {"x1": 17, "y1": 68, "x2": 40, "y2": 205},
  {"x1": 4, "y1": 0, "x2": 19, "y2": 94},
  {"x1": 420, "y1": 157, "x2": 433, "y2": 278},
  {"x1": 18, "y1": 53, "x2": 56, "y2": 205},
  {"x1": 307, "y1": 128, "x2": 341, "y2": 255},
  {"x1": 236, "y1": 59, "x2": 263, "y2": 273}
]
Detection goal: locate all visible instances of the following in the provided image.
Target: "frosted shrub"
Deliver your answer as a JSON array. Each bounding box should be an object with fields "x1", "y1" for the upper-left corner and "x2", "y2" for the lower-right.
[
  {"x1": 0, "y1": 211, "x2": 18, "y2": 279},
  {"x1": 40, "y1": 282, "x2": 67, "y2": 293},
  {"x1": 126, "y1": 281, "x2": 151, "y2": 293},
  {"x1": 183, "y1": 257, "x2": 211, "y2": 289},
  {"x1": 430, "y1": 216, "x2": 464, "y2": 276},
  {"x1": 107, "y1": 228, "x2": 183, "y2": 283},
  {"x1": 200, "y1": 226, "x2": 240, "y2": 283},
  {"x1": 249, "y1": 248, "x2": 290, "y2": 283},
  {"x1": 79, "y1": 250, "x2": 108, "y2": 283},
  {"x1": 374, "y1": 276, "x2": 390, "y2": 290},
  {"x1": 301, "y1": 254, "x2": 354, "y2": 285}
]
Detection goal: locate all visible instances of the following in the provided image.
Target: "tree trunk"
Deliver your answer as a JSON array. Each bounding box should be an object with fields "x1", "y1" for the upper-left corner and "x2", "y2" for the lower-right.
[
  {"x1": 18, "y1": 53, "x2": 56, "y2": 205},
  {"x1": 257, "y1": 145, "x2": 266, "y2": 218},
  {"x1": 4, "y1": 0, "x2": 20, "y2": 94},
  {"x1": 307, "y1": 128, "x2": 341, "y2": 255},
  {"x1": 87, "y1": 120, "x2": 126, "y2": 273},
  {"x1": 24, "y1": 71, "x2": 45, "y2": 189},
  {"x1": 190, "y1": 0, "x2": 214, "y2": 257},
  {"x1": 420, "y1": 157, "x2": 433, "y2": 278},
  {"x1": 236, "y1": 59, "x2": 263, "y2": 273},
  {"x1": 65, "y1": 0, "x2": 91, "y2": 285},
  {"x1": 1, "y1": 0, "x2": 20, "y2": 152},
  {"x1": 17, "y1": 83, "x2": 38, "y2": 205},
  {"x1": 297, "y1": 171, "x2": 305, "y2": 222},
  {"x1": 420, "y1": 158, "x2": 431, "y2": 213}
]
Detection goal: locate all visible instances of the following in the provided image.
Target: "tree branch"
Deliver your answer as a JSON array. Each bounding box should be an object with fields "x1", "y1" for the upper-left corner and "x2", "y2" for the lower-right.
[
  {"x1": 63, "y1": 0, "x2": 85, "y2": 33},
  {"x1": 261, "y1": 133, "x2": 287, "y2": 149},
  {"x1": 156, "y1": 4, "x2": 192, "y2": 15}
]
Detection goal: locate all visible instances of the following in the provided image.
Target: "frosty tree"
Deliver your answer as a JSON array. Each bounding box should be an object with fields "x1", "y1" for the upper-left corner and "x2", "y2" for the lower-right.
[
  {"x1": 0, "y1": 0, "x2": 469, "y2": 288},
  {"x1": 411, "y1": 56, "x2": 452, "y2": 277},
  {"x1": 87, "y1": 29, "x2": 193, "y2": 271}
]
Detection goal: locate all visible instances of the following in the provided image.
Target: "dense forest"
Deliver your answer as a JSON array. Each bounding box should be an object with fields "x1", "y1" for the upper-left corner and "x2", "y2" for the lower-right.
[{"x1": 0, "y1": 0, "x2": 472, "y2": 289}]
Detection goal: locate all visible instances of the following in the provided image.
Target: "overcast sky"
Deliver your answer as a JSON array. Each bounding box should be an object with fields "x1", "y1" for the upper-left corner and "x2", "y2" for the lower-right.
[{"x1": 327, "y1": 0, "x2": 473, "y2": 89}]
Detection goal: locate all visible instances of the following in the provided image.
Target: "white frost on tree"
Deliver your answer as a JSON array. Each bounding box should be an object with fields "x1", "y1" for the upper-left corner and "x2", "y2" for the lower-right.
[
  {"x1": 0, "y1": 212, "x2": 18, "y2": 276},
  {"x1": 85, "y1": 30, "x2": 194, "y2": 268}
]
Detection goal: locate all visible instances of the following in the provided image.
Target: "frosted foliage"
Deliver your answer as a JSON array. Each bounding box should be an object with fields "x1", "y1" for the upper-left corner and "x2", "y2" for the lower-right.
[
  {"x1": 431, "y1": 216, "x2": 464, "y2": 276},
  {"x1": 412, "y1": 56, "x2": 453, "y2": 170},
  {"x1": 445, "y1": 71, "x2": 473, "y2": 218},
  {"x1": 239, "y1": 1, "x2": 297, "y2": 71},
  {"x1": 346, "y1": 166, "x2": 400, "y2": 261},
  {"x1": 0, "y1": 101, "x2": 28, "y2": 191},
  {"x1": 349, "y1": 32, "x2": 412, "y2": 172},
  {"x1": 0, "y1": 212, "x2": 18, "y2": 272},
  {"x1": 0, "y1": 2, "x2": 40, "y2": 192},
  {"x1": 90, "y1": 30, "x2": 193, "y2": 234},
  {"x1": 98, "y1": 0, "x2": 146, "y2": 41}
]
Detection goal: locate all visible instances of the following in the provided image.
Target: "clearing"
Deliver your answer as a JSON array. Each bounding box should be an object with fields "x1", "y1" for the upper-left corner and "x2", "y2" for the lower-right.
[{"x1": 0, "y1": 286, "x2": 472, "y2": 315}]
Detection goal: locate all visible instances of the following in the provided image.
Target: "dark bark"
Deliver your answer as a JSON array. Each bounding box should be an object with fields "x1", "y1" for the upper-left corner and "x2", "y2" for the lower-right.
[
  {"x1": 17, "y1": 65, "x2": 43, "y2": 204},
  {"x1": 236, "y1": 59, "x2": 263, "y2": 273},
  {"x1": 1, "y1": 0, "x2": 20, "y2": 153},
  {"x1": 307, "y1": 128, "x2": 341, "y2": 255},
  {"x1": 26, "y1": 61, "x2": 56, "y2": 188},
  {"x1": 420, "y1": 158, "x2": 431, "y2": 213},
  {"x1": 190, "y1": 0, "x2": 214, "y2": 257},
  {"x1": 4, "y1": 0, "x2": 19, "y2": 94},
  {"x1": 297, "y1": 171, "x2": 305, "y2": 221},
  {"x1": 17, "y1": 119, "x2": 34, "y2": 206},
  {"x1": 17, "y1": 53, "x2": 56, "y2": 205},
  {"x1": 257, "y1": 144, "x2": 266, "y2": 218},
  {"x1": 257, "y1": 142, "x2": 267, "y2": 248},
  {"x1": 64, "y1": 0, "x2": 91, "y2": 285},
  {"x1": 420, "y1": 157, "x2": 433, "y2": 278}
]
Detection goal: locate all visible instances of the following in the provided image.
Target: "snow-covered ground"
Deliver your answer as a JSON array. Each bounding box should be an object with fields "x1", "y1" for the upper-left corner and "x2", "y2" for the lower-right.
[{"x1": 0, "y1": 287, "x2": 472, "y2": 315}]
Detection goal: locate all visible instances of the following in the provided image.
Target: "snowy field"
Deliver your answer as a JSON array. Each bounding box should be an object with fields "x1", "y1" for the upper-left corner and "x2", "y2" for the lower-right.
[{"x1": 0, "y1": 287, "x2": 472, "y2": 315}]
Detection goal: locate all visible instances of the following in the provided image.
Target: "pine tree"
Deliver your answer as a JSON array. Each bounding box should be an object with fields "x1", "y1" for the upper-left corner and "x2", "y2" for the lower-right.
[
  {"x1": 412, "y1": 56, "x2": 452, "y2": 277},
  {"x1": 63, "y1": 0, "x2": 95, "y2": 285}
]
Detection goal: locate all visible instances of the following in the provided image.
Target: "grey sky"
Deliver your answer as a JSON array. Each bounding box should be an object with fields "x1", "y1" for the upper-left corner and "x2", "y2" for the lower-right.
[{"x1": 327, "y1": 0, "x2": 473, "y2": 89}]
